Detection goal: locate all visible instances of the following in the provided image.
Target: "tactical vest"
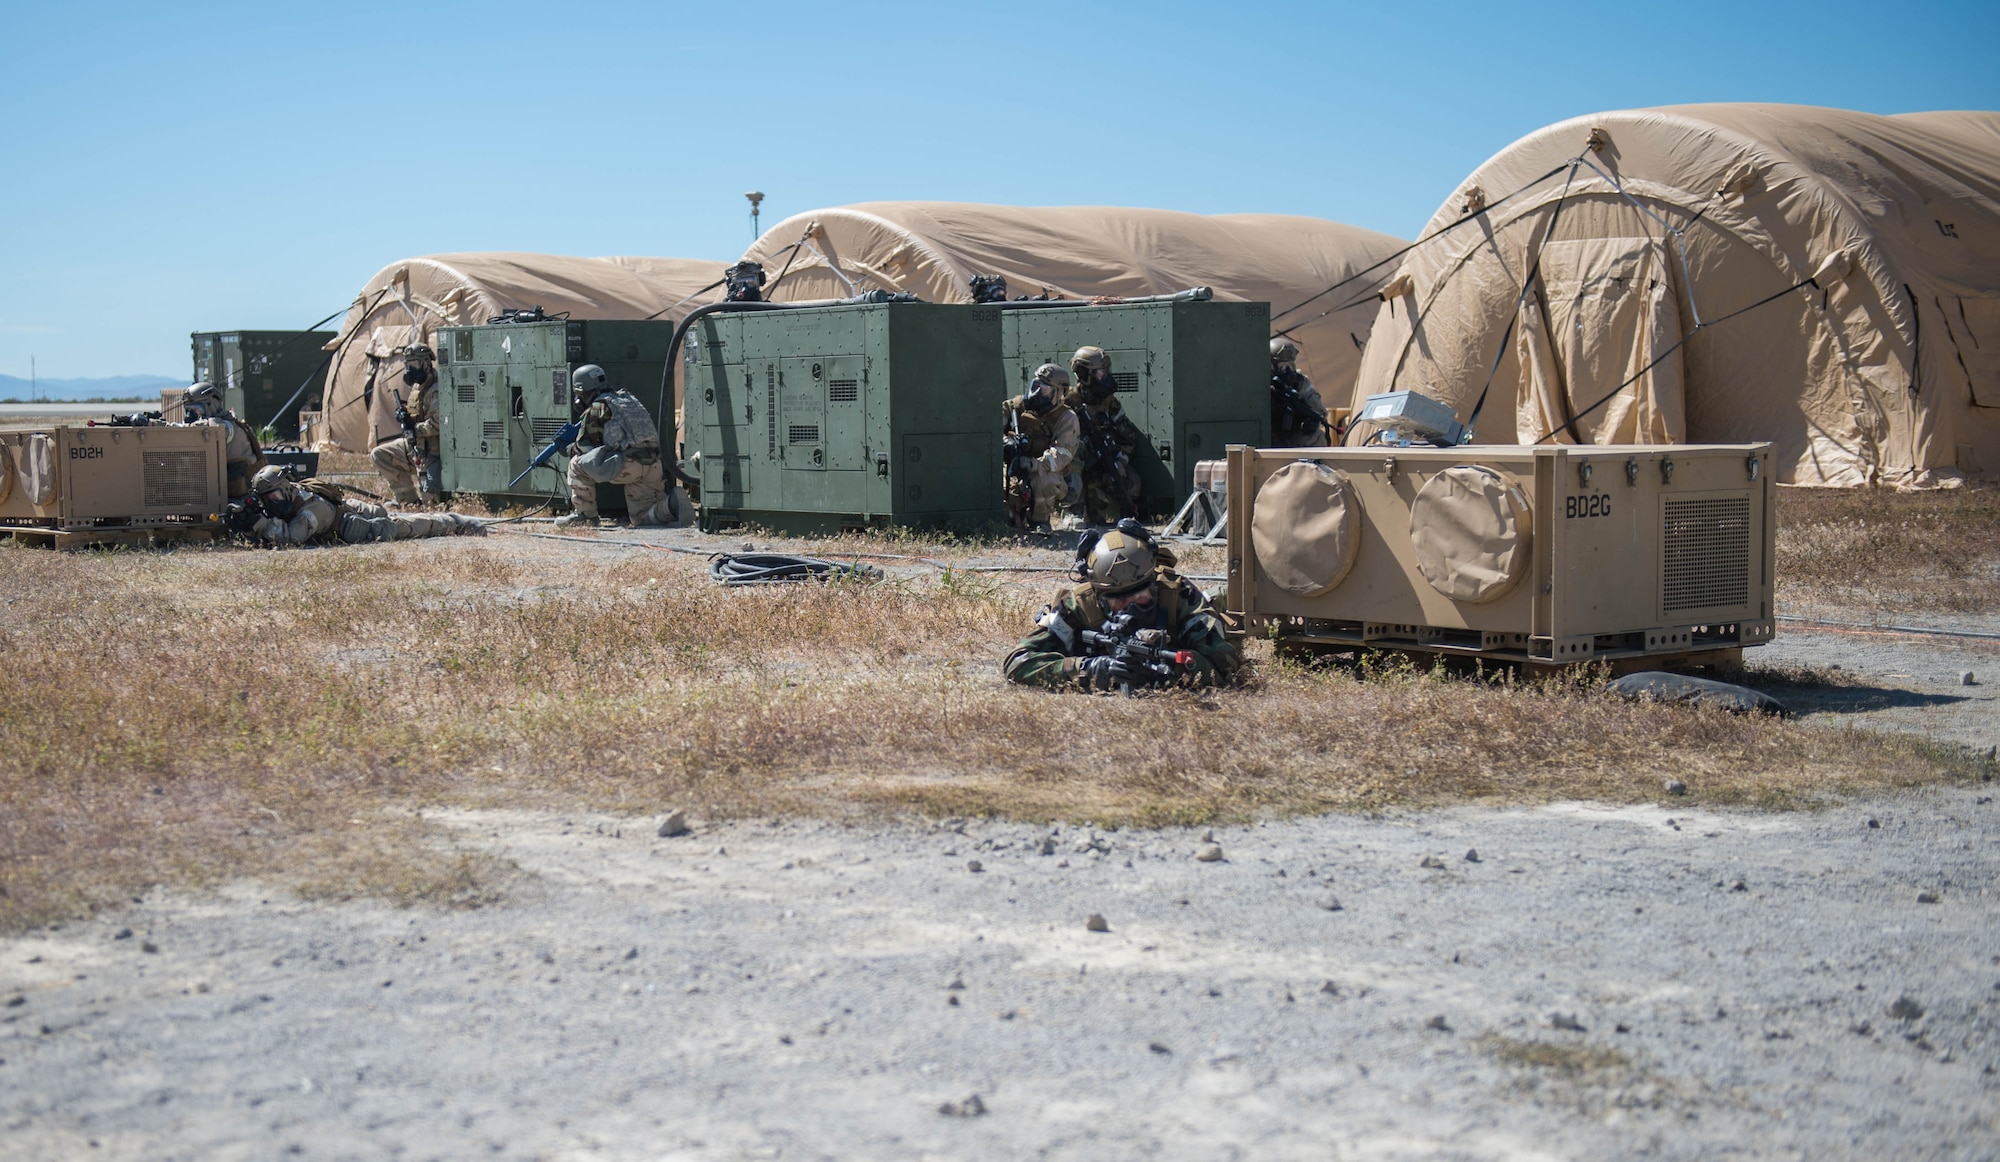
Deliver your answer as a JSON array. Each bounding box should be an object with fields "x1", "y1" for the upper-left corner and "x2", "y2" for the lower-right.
[
  {"x1": 1014, "y1": 403, "x2": 1070, "y2": 458},
  {"x1": 598, "y1": 391, "x2": 660, "y2": 454}
]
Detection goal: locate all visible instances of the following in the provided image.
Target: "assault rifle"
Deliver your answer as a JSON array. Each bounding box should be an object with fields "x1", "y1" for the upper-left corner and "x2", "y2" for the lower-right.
[
  {"x1": 87, "y1": 411, "x2": 164, "y2": 428},
  {"x1": 1271, "y1": 368, "x2": 1331, "y2": 441},
  {"x1": 391, "y1": 388, "x2": 428, "y2": 475},
  {"x1": 1079, "y1": 607, "x2": 1195, "y2": 697},
  {"x1": 1072, "y1": 404, "x2": 1134, "y2": 500},
  {"x1": 507, "y1": 418, "x2": 583, "y2": 490},
  {"x1": 222, "y1": 492, "x2": 267, "y2": 538}
]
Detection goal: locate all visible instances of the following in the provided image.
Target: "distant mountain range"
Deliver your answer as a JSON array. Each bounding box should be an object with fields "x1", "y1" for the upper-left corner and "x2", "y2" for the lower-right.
[{"x1": 0, "y1": 374, "x2": 186, "y2": 402}]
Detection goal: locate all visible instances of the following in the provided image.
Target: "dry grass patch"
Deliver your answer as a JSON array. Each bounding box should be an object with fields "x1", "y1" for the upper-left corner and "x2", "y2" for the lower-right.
[
  {"x1": 0, "y1": 533, "x2": 1983, "y2": 932},
  {"x1": 1777, "y1": 483, "x2": 2000, "y2": 614}
]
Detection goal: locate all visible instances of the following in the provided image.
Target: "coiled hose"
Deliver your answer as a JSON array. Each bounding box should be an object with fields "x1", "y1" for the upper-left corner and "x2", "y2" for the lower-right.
[{"x1": 708, "y1": 553, "x2": 883, "y2": 587}]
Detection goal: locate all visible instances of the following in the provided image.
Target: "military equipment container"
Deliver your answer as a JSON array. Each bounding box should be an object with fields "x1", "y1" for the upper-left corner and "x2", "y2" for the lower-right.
[
  {"x1": 1226, "y1": 442, "x2": 1776, "y2": 671},
  {"x1": 435, "y1": 318, "x2": 676, "y2": 508},
  {"x1": 0, "y1": 425, "x2": 226, "y2": 527},
  {"x1": 190, "y1": 330, "x2": 337, "y2": 439},
  {"x1": 684, "y1": 303, "x2": 1004, "y2": 533},
  {"x1": 1000, "y1": 299, "x2": 1269, "y2": 513}
]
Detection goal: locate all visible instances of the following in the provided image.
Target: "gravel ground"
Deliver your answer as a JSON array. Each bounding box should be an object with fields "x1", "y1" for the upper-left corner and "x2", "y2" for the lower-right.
[
  {"x1": 4, "y1": 789, "x2": 1996, "y2": 1161},
  {"x1": 6, "y1": 527, "x2": 1999, "y2": 1159}
]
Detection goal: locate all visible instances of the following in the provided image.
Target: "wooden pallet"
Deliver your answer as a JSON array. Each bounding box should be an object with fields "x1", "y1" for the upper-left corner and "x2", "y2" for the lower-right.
[
  {"x1": 1266, "y1": 625, "x2": 1750, "y2": 676},
  {"x1": 0, "y1": 524, "x2": 223, "y2": 550}
]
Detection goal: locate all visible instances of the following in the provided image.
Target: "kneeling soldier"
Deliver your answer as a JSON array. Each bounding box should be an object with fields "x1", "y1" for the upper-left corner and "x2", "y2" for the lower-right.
[
  {"x1": 553, "y1": 364, "x2": 692, "y2": 529},
  {"x1": 1002, "y1": 519, "x2": 1244, "y2": 691},
  {"x1": 240, "y1": 466, "x2": 486, "y2": 546},
  {"x1": 1003, "y1": 363, "x2": 1080, "y2": 532}
]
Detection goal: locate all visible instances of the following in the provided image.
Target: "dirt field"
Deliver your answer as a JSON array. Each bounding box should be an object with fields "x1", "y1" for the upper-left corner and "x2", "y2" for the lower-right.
[{"x1": 2, "y1": 486, "x2": 1997, "y2": 1158}]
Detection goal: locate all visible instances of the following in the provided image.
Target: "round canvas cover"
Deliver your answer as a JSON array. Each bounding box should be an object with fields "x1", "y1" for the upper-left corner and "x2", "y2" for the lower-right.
[
  {"x1": 1409, "y1": 465, "x2": 1533, "y2": 603},
  {"x1": 18, "y1": 434, "x2": 54, "y2": 507},
  {"x1": 1251, "y1": 460, "x2": 1360, "y2": 597}
]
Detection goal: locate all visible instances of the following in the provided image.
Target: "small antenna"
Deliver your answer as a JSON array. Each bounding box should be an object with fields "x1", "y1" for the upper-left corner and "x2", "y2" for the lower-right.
[{"x1": 745, "y1": 191, "x2": 765, "y2": 241}]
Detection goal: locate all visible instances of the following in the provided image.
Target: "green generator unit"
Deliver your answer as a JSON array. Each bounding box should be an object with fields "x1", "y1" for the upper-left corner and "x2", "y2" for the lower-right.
[
  {"x1": 999, "y1": 299, "x2": 1270, "y2": 511},
  {"x1": 436, "y1": 318, "x2": 676, "y2": 508},
  {"x1": 684, "y1": 302, "x2": 1005, "y2": 533},
  {"x1": 190, "y1": 330, "x2": 336, "y2": 439}
]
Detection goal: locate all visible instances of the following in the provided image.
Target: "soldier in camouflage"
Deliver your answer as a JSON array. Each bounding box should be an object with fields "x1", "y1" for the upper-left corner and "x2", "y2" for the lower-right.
[
  {"x1": 1002, "y1": 519, "x2": 1244, "y2": 691},
  {"x1": 370, "y1": 344, "x2": 443, "y2": 506},
  {"x1": 242, "y1": 466, "x2": 485, "y2": 546},
  {"x1": 180, "y1": 381, "x2": 266, "y2": 503},
  {"x1": 1268, "y1": 338, "x2": 1331, "y2": 448},
  {"x1": 553, "y1": 364, "x2": 692, "y2": 529},
  {"x1": 1003, "y1": 363, "x2": 1081, "y2": 532},
  {"x1": 1064, "y1": 346, "x2": 1144, "y2": 523}
]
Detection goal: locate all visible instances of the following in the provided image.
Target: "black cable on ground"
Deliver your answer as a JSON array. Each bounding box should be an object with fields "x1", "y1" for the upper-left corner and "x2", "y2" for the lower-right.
[{"x1": 708, "y1": 553, "x2": 884, "y2": 586}]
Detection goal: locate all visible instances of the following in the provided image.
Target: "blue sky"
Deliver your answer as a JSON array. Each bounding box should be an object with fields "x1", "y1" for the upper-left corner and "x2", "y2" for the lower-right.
[{"x1": 4, "y1": 0, "x2": 1995, "y2": 379}]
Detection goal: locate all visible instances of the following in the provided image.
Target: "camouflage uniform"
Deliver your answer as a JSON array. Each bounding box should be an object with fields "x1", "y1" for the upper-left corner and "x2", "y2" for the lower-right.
[
  {"x1": 371, "y1": 372, "x2": 442, "y2": 504},
  {"x1": 565, "y1": 389, "x2": 690, "y2": 526},
  {"x1": 1002, "y1": 566, "x2": 1244, "y2": 690},
  {"x1": 1003, "y1": 392, "x2": 1080, "y2": 526},
  {"x1": 178, "y1": 389, "x2": 264, "y2": 502},
  {"x1": 1066, "y1": 388, "x2": 1143, "y2": 522},
  {"x1": 249, "y1": 477, "x2": 484, "y2": 546},
  {"x1": 1270, "y1": 366, "x2": 1329, "y2": 447}
]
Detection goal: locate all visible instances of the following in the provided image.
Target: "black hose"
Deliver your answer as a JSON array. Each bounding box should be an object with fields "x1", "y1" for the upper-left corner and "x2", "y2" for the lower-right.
[{"x1": 708, "y1": 552, "x2": 883, "y2": 586}]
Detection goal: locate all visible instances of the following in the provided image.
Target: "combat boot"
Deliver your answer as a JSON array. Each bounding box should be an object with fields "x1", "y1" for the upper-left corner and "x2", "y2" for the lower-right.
[{"x1": 553, "y1": 513, "x2": 600, "y2": 530}]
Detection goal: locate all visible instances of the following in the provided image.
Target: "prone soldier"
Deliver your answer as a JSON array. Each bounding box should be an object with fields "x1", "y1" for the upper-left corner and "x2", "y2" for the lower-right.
[
  {"x1": 1002, "y1": 519, "x2": 1244, "y2": 692},
  {"x1": 233, "y1": 465, "x2": 485, "y2": 546},
  {"x1": 1065, "y1": 346, "x2": 1143, "y2": 524},
  {"x1": 1003, "y1": 363, "x2": 1081, "y2": 532},
  {"x1": 553, "y1": 364, "x2": 692, "y2": 529},
  {"x1": 181, "y1": 382, "x2": 266, "y2": 503},
  {"x1": 370, "y1": 344, "x2": 442, "y2": 506},
  {"x1": 1269, "y1": 338, "x2": 1332, "y2": 447}
]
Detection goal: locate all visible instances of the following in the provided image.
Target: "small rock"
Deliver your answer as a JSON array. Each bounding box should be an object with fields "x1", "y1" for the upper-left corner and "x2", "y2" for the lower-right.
[
  {"x1": 113, "y1": 928, "x2": 132, "y2": 941},
  {"x1": 1463, "y1": 848, "x2": 1481, "y2": 863},
  {"x1": 1961, "y1": 671, "x2": 1977, "y2": 686},
  {"x1": 1037, "y1": 837, "x2": 1056, "y2": 856},
  {"x1": 946, "y1": 995, "x2": 958, "y2": 1007},
  {"x1": 1195, "y1": 844, "x2": 1224, "y2": 863},
  {"x1": 624, "y1": 947, "x2": 639, "y2": 960},
  {"x1": 1850, "y1": 1020, "x2": 1873, "y2": 1035},
  {"x1": 5, "y1": 997, "x2": 22, "y2": 1008},
  {"x1": 1418, "y1": 855, "x2": 1446, "y2": 870},
  {"x1": 938, "y1": 1093, "x2": 987, "y2": 1118},
  {"x1": 141, "y1": 942, "x2": 158, "y2": 954},
  {"x1": 1318, "y1": 981, "x2": 1339, "y2": 995},
  {"x1": 1730, "y1": 879, "x2": 1749, "y2": 892},
  {"x1": 1888, "y1": 996, "x2": 1925, "y2": 1021},
  {"x1": 946, "y1": 976, "x2": 965, "y2": 990},
  {"x1": 966, "y1": 860, "x2": 983, "y2": 873},
  {"x1": 1085, "y1": 913, "x2": 1109, "y2": 933},
  {"x1": 1425, "y1": 1015, "x2": 1451, "y2": 1032},
  {"x1": 1917, "y1": 889, "x2": 1942, "y2": 904},
  {"x1": 1615, "y1": 1022, "x2": 1631, "y2": 1033},
  {"x1": 1867, "y1": 818, "x2": 1880, "y2": 829},
  {"x1": 1664, "y1": 779, "x2": 1688, "y2": 796},
  {"x1": 1316, "y1": 893, "x2": 1344, "y2": 912},
  {"x1": 1148, "y1": 1041, "x2": 1172, "y2": 1055},
  {"x1": 1550, "y1": 1012, "x2": 1587, "y2": 1032},
  {"x1": 1199, "y1": 829, "x2": 1214, "y2": 842},
  {"x1": 655, "y1": 811, "x2": 689, "y2": 838}
]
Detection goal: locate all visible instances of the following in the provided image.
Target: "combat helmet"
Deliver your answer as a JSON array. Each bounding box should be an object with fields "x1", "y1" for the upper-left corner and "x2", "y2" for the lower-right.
[
  {"x1": 570, "y1": 363, "x2": 610, "y2": 404},
  {"x1": 1270, "y1": 337, "x2": 1299, "y2": 364},
  {"x1": 1080, "y1": 518, "x2": 1159, "y2": 599},
  {"x1": 1032, "y1": 362, "x2": 1072, "y2": 390},
  {"x1": 1070, "y1": 346, "x2": 1110, "y2": 376},
  {"x1": 184, "y1": 382, "x2": 223, "y2": 417}
]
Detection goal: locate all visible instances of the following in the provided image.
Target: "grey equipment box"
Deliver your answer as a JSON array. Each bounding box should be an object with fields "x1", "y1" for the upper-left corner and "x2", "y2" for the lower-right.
[
  {"x1": 1226, "y1": 442, "x2": 1777, "y2": 671},
  {"x1": 1000, "y1": 298, "x2": 1270, "y2": 514},
  {"x1": 684, "y1": 302, "x2": 1005, "y2": 533},
  {"x1": 435, "y1": 318, "x2": 676, "y2": 508},
  {"x1": 190, "y1": 330, "x2": 337, "y2": 439}
]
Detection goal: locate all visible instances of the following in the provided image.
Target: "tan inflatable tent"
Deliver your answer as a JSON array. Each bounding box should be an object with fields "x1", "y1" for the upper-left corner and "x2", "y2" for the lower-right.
[
  {"x1": 737, "y1": 202, "x2": 1406, "y2": 407},
  {"x1": 319, "y1": 254, "x2": 725, "y2": 450},
  {"x1": 1349, "y1": 104, "x2": 2000, "y2": 486}
]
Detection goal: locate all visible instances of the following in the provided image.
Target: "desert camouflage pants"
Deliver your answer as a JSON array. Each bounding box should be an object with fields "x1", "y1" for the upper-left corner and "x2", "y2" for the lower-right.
[
  {"x1": 564, "y1": 456, "x2": 692, "y2": 526},
  {"x1": 336, "y1": 500, "x2": 484, "y2": 543},
  {"x1": 371, "y1": 437, "x2": 442, "y2": 504},
  {"x1": 1079, "y1": 466, "x2": 1143, "y2": 523}
]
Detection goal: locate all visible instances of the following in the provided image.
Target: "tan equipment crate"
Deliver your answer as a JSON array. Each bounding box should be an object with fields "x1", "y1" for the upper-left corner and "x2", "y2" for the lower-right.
[
  {"x1": 1225, "y1": 443, "x2": 1775, "y2": 669},
  {"x1": 0, "y1": 425, "x2": 227, "y2": 530}
]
